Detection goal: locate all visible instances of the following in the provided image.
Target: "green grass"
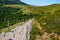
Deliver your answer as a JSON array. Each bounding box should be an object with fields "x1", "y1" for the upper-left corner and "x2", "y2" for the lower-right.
[
  {"x1": 0, "y1": 0, "x2": 60, "y2": 39},
  {"x1": 0, "y1": 22, "x2": 22, "y2": 33},
  {"x1": 4, "y1": 4, "x2": 60, "y2": 14},
  {"x1": 30, "y1": 20, "x2": 44, "y2": 40},
  {"x1": 36, "y1": 10, "x2": 60, "y2": 34},
  {"x1": 0, "y1": 4, "x2": 60, "y2": 38}
]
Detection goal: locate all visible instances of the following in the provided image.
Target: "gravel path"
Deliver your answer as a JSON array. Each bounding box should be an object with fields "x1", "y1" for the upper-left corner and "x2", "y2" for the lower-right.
[{"x1": 0, "y1": 19, "x2": 33, "y2": 40}]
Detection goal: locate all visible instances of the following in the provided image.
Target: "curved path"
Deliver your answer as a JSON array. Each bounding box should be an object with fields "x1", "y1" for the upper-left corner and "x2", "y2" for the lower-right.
[{"x1": 0, "y1": 19, "x2": 33, "y2": 40}]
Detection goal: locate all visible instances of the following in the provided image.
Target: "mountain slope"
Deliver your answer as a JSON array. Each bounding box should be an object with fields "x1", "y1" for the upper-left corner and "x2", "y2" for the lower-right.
[{"x1": 0, "y1": 0, "x2": 28, "y2": 5}]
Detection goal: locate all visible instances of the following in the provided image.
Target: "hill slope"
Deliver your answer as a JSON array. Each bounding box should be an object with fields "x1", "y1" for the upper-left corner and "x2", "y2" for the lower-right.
[
  {"x1": 0, "y1": 4, "x2": 60, "y2": 40},
  {"x1": 5, "y1": 4, "x2": 60, "y2": 33},
  {"x1": 4, "y1": 4, "x2": 60, "y2": 14},
  {"x1": 0, "y1": 0, "x2": 28, "y2": 5}
]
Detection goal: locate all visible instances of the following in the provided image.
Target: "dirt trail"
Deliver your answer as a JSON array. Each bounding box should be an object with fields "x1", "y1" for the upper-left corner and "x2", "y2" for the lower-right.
[{"x1": 0, "y1": 19, "x2": 33, "y2": 40}]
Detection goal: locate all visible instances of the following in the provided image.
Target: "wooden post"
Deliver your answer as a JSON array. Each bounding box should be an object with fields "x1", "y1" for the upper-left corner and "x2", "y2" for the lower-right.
[{"x1": 8, "y1": 19, "x2": 10, "y2": 31}]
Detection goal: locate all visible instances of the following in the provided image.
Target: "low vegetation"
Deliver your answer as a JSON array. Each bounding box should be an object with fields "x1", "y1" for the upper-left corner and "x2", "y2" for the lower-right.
[
  {"x1": 30, "y1": 20, "x2": 44, "y2": 40},
  {"x1": 0, "y1": 4, "x2": 60, "y2": 40},
  {"x1": 0, "y1": 5, "x2": 33, "y2": 33}
]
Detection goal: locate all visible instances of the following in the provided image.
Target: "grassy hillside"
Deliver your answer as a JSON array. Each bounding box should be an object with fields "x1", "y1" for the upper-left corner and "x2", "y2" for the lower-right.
[
  {"x1": 4, "y1": 4, "x2": 60, "y2": 14},
  {"x1": 0, "y1": 4, "x2": 60, "y2": 40}
]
